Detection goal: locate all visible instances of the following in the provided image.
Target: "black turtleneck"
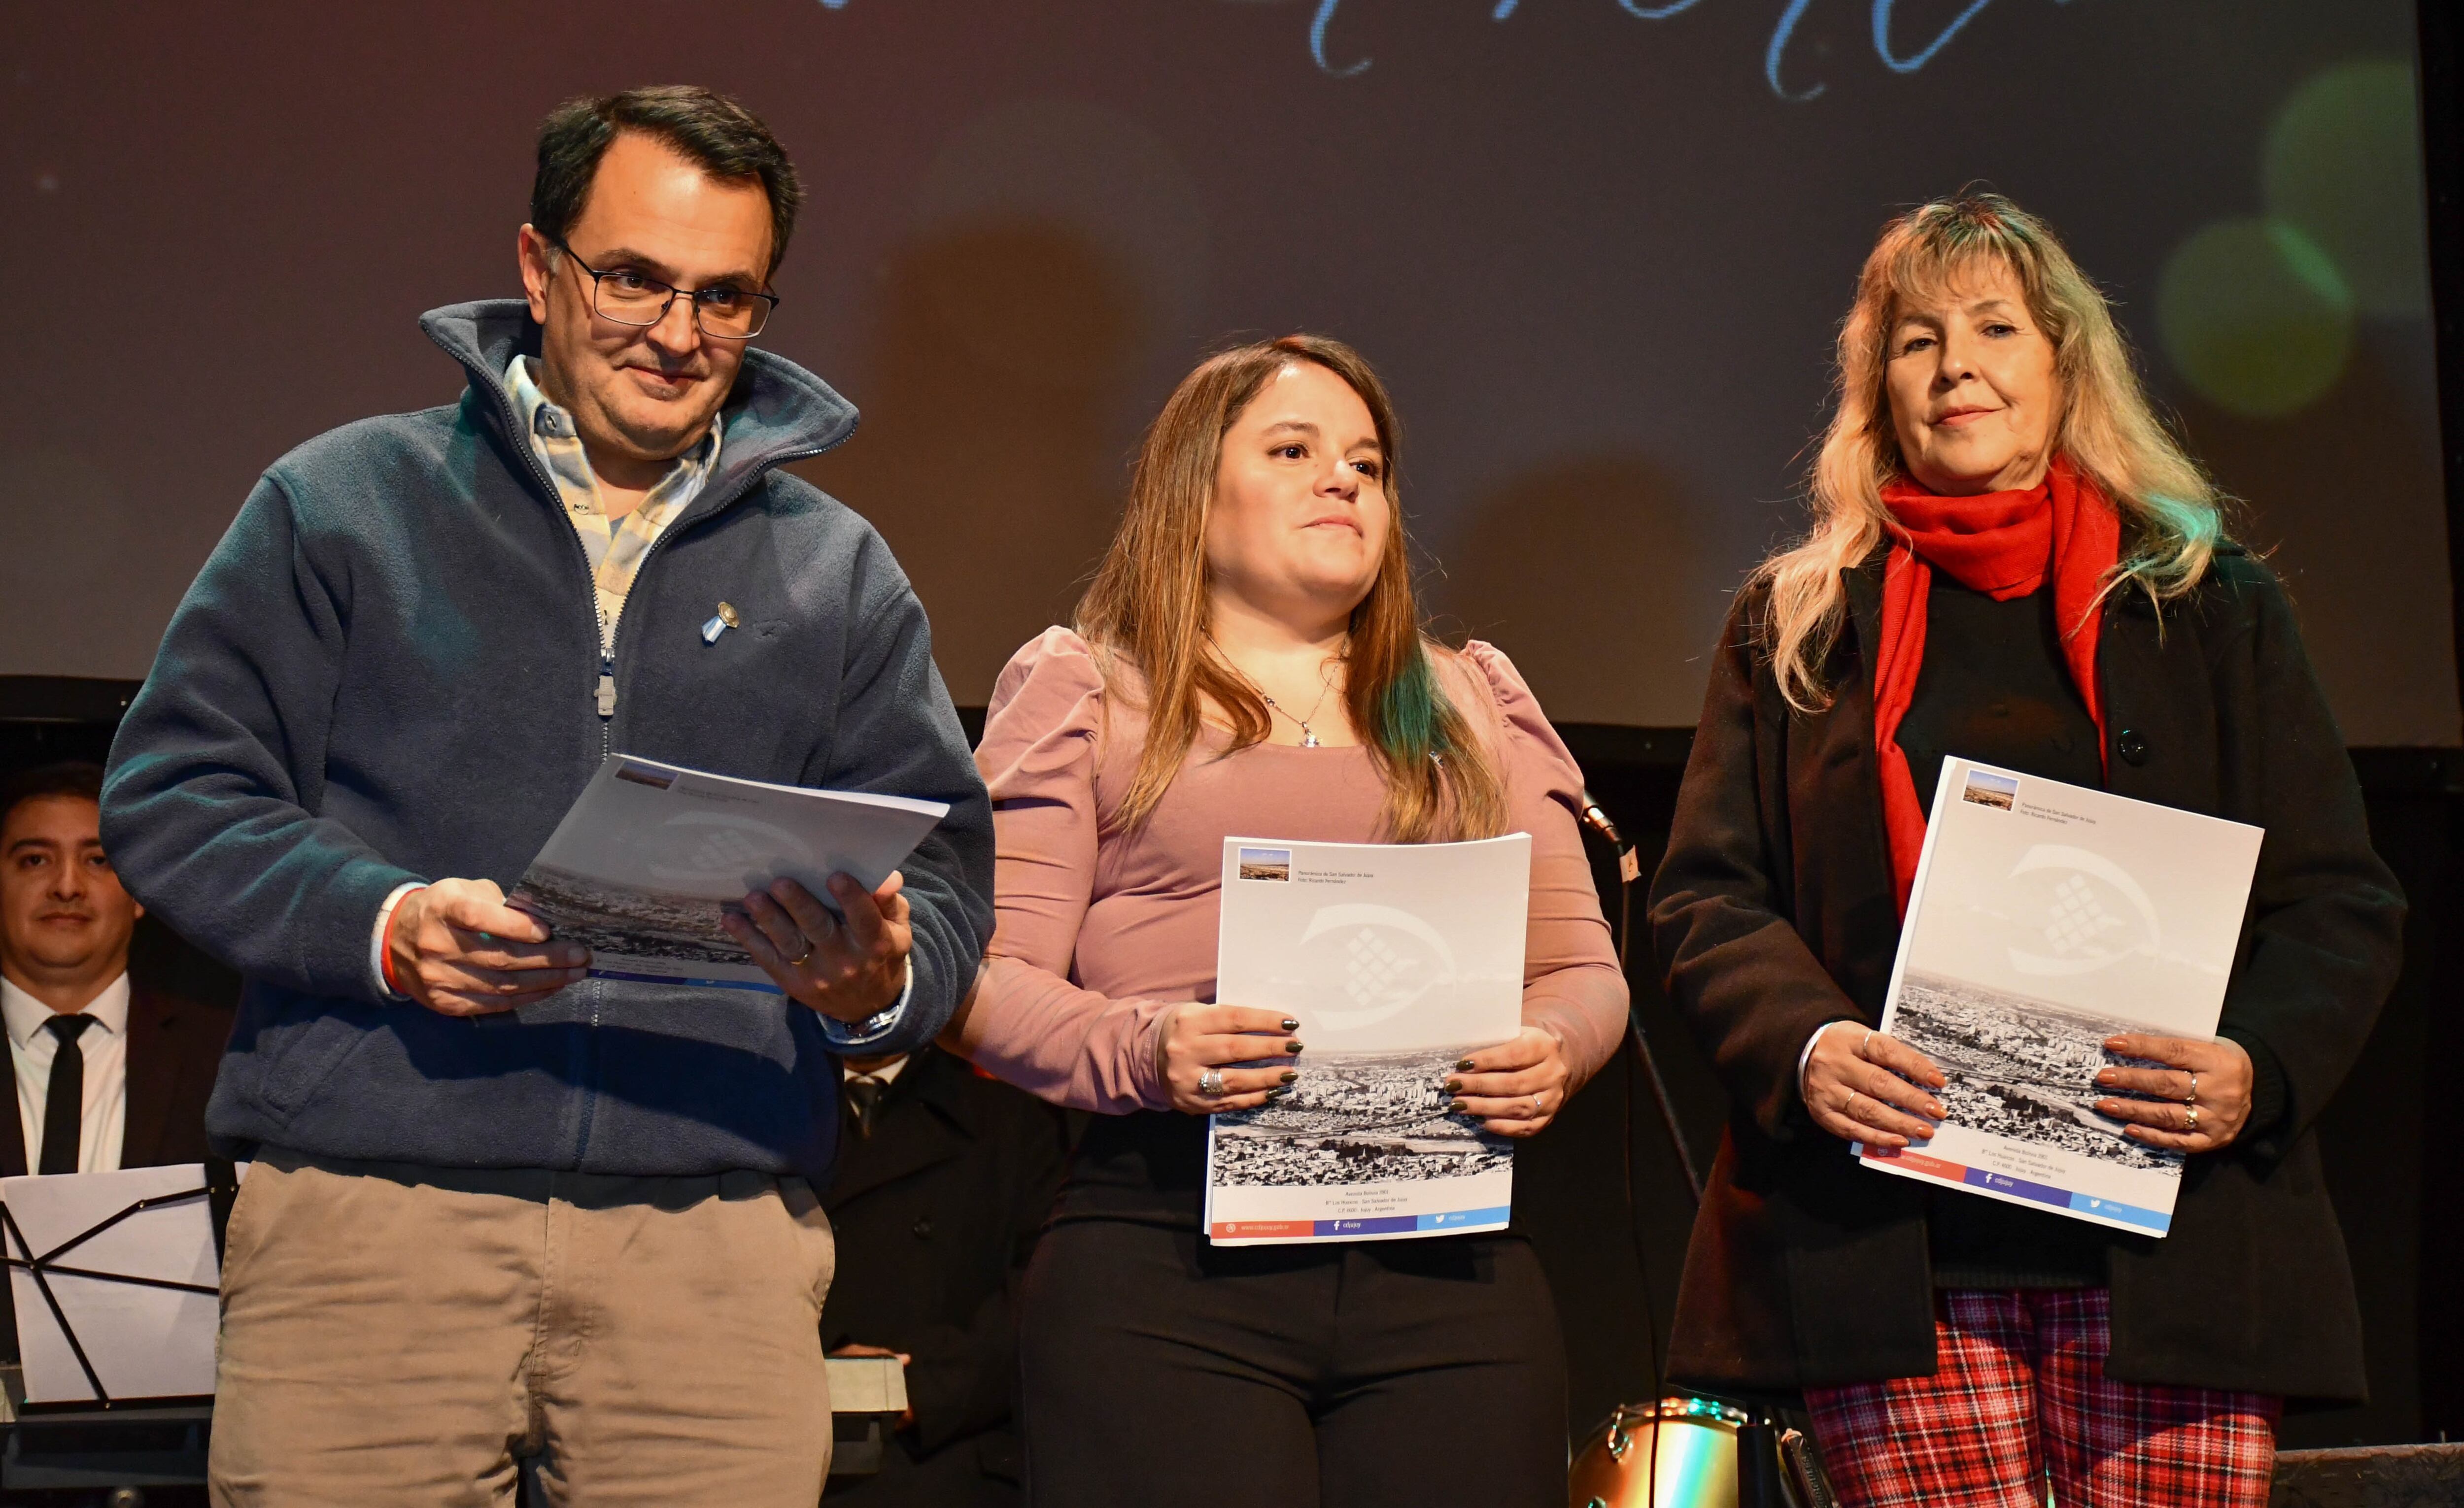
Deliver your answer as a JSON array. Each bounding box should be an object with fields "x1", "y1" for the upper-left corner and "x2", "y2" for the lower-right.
[{"x1": 1898, "y1": 574, "x2": 2115, "y2": 1289}]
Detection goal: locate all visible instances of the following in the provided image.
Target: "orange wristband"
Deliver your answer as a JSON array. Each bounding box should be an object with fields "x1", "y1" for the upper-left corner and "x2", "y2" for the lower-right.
[{"x1": 380, "y1": 890, "x2": 420, "y2": 997}]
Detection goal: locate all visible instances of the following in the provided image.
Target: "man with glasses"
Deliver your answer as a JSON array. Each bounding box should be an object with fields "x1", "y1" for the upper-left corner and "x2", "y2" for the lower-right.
[{"x1": 100, "y1": 86, "x2": 992, "y2": 1505}]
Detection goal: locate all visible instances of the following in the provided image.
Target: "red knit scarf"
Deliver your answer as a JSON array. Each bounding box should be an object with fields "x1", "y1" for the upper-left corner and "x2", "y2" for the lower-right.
[{"x1": 1872, "y1": 457, "x2": 2121, "y2": 914}]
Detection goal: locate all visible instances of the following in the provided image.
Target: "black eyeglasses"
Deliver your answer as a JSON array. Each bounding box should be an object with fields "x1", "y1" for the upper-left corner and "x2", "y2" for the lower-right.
[{"x1": 553, "y1": 238, "x2": 779, "y2": 340}]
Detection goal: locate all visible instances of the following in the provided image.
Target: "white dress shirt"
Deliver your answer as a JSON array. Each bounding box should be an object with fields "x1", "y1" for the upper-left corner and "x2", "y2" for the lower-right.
[
  {"x1": 1, "y1": 973, "x2": 130, "y2": 1174},
  {"x1": 841, "y1": 1055, "x2": 909, "y2": 1089}
]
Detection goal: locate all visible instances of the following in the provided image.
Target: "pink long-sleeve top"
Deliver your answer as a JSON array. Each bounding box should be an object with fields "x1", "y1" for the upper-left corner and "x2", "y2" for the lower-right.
[{"x1": 956, "y1": 627, "x2": 1627, "y2": 1227}]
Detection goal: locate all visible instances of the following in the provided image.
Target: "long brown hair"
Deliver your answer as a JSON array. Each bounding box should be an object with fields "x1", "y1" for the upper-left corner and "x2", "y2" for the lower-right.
[
  {"x1": 1075, "y1": 335, "x2": 1505, "y2": 843},
  {"x1": 1757, "y1": 192, "x2": 2225, "y2": 710}
]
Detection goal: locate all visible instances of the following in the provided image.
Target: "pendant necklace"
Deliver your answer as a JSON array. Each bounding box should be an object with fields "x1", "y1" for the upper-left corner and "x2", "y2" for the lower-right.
[
  {"x1": 1261, "y1": 684, "x2": 1334, "y2": 747},
  {"x1": 1215, "y1": 640, "x2": 1338, "y2": 747}
]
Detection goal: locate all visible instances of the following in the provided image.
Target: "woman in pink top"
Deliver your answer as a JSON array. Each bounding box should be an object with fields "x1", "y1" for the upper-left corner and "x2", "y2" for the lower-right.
[{"x1": 946, "y1": 335, "x2": 1627, "y2": 1506}]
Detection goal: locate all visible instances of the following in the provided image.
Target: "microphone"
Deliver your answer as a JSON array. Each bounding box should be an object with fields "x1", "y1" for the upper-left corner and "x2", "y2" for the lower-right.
[{"x1": 1576, "y1": 790, "x2": 1621, "y2": 847}]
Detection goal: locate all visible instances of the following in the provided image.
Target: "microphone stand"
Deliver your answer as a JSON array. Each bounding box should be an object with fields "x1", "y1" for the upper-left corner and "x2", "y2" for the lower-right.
[
  {"x1": 1579, "y1": 794, "x2": 1835, "y2": 1508},
  {"x1": 1580, "y1": 795, "x2": 1703, "y2": 1205}
]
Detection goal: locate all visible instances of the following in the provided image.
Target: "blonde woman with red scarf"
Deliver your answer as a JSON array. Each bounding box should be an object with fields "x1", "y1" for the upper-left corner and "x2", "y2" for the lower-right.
[{"x1": 1649, "y1": 193, "x2": 2403, "y2": 1508}]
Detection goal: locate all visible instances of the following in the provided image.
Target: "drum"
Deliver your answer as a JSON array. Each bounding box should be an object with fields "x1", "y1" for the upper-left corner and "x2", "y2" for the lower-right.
[{"x1": 1566, "y1": 1396, "x2": 1749, "y2": 1508}]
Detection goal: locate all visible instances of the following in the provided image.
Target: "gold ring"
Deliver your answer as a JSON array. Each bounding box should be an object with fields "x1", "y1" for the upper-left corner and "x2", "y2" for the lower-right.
[
  {"x1": 787, "y1": 938, "x2": 815, "y2": 966},
  {"x1": 2185, "y1": 1106, "x2": 2199, "y2": 1132},
  {"x1": 2185, "y1": 1072, "x2": 2199, "y2": 1105}
]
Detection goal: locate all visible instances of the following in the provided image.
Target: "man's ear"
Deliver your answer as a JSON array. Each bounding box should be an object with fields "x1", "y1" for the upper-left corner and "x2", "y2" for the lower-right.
[{"x1": 517, "y1": 224, "x2": 555, "y2": 325}]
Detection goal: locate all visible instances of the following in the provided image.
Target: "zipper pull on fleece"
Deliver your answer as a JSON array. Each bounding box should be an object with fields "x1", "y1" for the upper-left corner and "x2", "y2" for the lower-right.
[{"x1": 596, "y1": 651, "x2": 617, "y2": 719}]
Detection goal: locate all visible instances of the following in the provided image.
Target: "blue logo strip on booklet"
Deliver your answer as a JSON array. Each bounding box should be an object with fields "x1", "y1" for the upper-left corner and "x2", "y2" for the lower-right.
[
  {"x1": 591, "y1": 969, "x2": 782, "y2": 994},
  {"x1": 1961, "y1": 1166, "x2": 2167, "y2": 1232},
  {"x1": 1310, "y1": 1207, "x2": 1511, "y2": 1238},
  {"x1": 2064, "y1": 1192, "x2": 2170, "y2": 1232}
]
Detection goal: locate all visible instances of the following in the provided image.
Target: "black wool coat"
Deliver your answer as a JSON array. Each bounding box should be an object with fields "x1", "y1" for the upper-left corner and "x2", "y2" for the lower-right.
[
  {"x1": 820, "y1": 1046, "x2": 1072, "y2": 1506},
  {"x1": 1647, "y1": 545, "x2": 2404, "y2": 1401}
]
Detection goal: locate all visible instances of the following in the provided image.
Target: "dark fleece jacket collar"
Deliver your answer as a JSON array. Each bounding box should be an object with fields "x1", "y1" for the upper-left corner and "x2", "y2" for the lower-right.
[{"x1": 417, "y1": 299, "x2": 862, "y2": 529}]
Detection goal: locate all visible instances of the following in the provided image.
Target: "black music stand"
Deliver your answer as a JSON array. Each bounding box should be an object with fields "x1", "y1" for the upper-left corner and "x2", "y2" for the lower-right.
[{"x1": 0, "y1": 1165, "x2": 237, "y2": 1493}]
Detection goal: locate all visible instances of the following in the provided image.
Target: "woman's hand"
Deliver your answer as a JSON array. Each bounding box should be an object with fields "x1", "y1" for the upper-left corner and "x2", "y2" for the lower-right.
[
  {"x1": 1802, "y1": 1024, "x2": 1947, "y2": 1149},
  {"x1": 2094, "y1": 1034, "x2": 2253, "y2": 1153},
  {"x1": 1160, "y1": 1005, "x2": 1303, "y2": 1114},
  {"x1": 1444, "y1": 1026, "x2": 1573, "y2": 1138}
]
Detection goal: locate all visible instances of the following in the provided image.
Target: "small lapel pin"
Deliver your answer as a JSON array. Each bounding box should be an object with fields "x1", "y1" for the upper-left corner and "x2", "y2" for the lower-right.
[{"x1": 701, "y1": 601, "x2": 742, "y2": 645}]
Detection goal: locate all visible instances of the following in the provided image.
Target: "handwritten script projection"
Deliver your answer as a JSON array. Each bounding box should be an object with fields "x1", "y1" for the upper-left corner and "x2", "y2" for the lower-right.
[
  {"x1": 1310, "y1": 0, "x2": 2031, "y2": 97},
  {"x1": 815, "y1": 0, "x2": 2055, "y2": 101}
]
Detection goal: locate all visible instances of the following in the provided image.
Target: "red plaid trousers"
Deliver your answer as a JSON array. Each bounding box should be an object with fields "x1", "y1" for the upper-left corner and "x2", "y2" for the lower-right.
[{"x1": 1803, "y1": 1289, "x2": 2279, "y2": 1508}]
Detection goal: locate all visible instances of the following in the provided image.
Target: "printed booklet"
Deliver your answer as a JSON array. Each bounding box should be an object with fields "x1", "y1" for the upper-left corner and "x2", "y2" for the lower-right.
[
  {"x1": 1203, "y1": 834, "x2": 1530, "y2": 1246},
  {"x1": 1858, "y1": 758, "x2": 2263, "y2": 1236},
  {"x1": 510, "y1": 755, "x2": 947, "y2": 993}
]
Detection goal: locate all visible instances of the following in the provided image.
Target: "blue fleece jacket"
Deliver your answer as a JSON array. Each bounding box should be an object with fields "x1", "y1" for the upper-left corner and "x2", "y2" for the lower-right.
[{"x1": 101, "y1": 301, "x2": 994, "y2": 1182}]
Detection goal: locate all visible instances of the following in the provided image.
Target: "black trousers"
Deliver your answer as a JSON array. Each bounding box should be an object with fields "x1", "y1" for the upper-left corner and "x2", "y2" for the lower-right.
[{"x1": 1018, "y1": 1219, "x2": 1567, "y2": 1508}]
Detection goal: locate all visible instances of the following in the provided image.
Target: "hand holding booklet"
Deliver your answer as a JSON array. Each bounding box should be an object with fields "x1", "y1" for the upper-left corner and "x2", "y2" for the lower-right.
[
  {"x1": 1858, "y1": 758, "x2": 2263, "y2": 1236},
  {"x1": 510, "y1": 755, "x2": 948, "y2": 993},
  {"x1": 1203, "y1": 834, "x2": 1530, "y2": 1246}
]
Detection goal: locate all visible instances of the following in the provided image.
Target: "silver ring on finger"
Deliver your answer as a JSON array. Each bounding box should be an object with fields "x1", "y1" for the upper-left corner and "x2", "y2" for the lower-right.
[
  {"x1": 1844, "y1": 1089, "x2": 1860, "y2": 1118},
  {"x1": 1198, "y1": 1068, "x2": 1226, "y2": 1098},
  {"x1": 1529, "y1": 1095, "x2": 1542, "y2": 1119}
]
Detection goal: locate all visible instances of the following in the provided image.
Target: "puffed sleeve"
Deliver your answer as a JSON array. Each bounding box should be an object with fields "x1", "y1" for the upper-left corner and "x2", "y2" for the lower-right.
[
  {"x1": 1458, "y1": 642, "x2": 1630, "y2": 1090},
  {"x1": 943, "y1": 628, "x2": 1180, "y2": 1114}
]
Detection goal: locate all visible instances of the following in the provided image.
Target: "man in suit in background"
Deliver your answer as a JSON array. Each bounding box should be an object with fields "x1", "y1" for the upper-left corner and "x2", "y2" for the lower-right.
[
  {"x1": 822, "y1": 1045, "x2": 1071, "y2": 1506},
  {"x1": 0, "y1": 762, "x2": 232, "y2": 1356},
  {"x1": 0, "y1": 762, "x2": 228, "y2": 1177}
]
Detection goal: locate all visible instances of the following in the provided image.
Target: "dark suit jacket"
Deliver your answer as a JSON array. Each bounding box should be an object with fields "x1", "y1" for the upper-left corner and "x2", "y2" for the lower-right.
[
  {"x1": 0, "y1": 982, "x2": 233, "y2": 1359},
  {"x1": 0, "y1": 982, "x2": 230, "y2": 1177},
  {"x1": 820, "y1": 1046, "x2": 1071, "y2": 1507},
  {"x1": 1648, "y1": 546, "x2": 2404, "y2": 1401}
]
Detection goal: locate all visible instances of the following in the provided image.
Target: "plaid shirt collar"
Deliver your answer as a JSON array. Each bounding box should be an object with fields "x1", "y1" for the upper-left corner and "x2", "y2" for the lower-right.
[{"x1": 504, "y1": 354, "x2": 721, "y2": 650}]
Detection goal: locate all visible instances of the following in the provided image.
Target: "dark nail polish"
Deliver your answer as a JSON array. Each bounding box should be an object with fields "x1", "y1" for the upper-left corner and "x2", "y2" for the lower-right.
[
  {"x1": 1287, "y1": 1040, "x2": 1305, "y2": 1054},
  {"x1": 1266, "y1": 1085, "x2": 1292, "y2": 1100},
  {"x1": 1449, "y1": 1098, "x2": 1469, "y2": 1114},
  {"x1": 1444, "y1": 1078, "x2": 1463, "y2": 1094},
  {"x1": 1281, "y1": 1018, "x2": 1300, "y2": 1032},
  {"x1": 1279, "y1": 1070, "x2": 1298, "y2": 1084},
  {"x1": 1456, "y1": 1059, "x2": 1475, "y2": 1072}
]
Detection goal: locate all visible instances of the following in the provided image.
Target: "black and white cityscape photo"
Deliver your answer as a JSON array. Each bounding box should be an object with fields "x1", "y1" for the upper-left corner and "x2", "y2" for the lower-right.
[
  {"x1": 511, "y1": 864, "x2": 753, "y2": 967},
  {"x1": 1889, "y1": 973, "x2": 2182, "y2": 1175},
  {"x1": 1211, "y1": 1045, "x2": 1512, "y2": 1187}
]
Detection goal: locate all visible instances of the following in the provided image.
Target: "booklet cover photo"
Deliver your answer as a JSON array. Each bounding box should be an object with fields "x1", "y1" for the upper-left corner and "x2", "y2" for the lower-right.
[
  {"x1": 1204, "y1": 835, "x2": 1531, "y2": 1246},
  {"x1": 1859, "y1": 759, "x2": 2263, "y2": 1236}
]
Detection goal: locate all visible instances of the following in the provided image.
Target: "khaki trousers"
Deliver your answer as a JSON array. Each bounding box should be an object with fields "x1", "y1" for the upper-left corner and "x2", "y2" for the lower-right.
[{"x1": 209, "y1": 1149, "x2": 836, "y2": 1508}]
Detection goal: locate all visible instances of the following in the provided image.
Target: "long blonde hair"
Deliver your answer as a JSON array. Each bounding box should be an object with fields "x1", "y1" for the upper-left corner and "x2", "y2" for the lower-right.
[
  {"x1": 1755, "y1": 192, "x2": 2225, "y2": 711},
  {"x1": 1075, "y1": 335, "x2": 1506, "y2": 843}
]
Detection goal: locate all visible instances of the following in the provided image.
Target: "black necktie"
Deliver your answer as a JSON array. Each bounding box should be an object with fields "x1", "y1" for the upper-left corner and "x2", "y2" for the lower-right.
[
  {"x1": 843, "y1": 1076, "x2": 887, "y2": 1141},
  {"x1": 39, "y1": 1014, "x2": 96, "y2": 1176}
]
